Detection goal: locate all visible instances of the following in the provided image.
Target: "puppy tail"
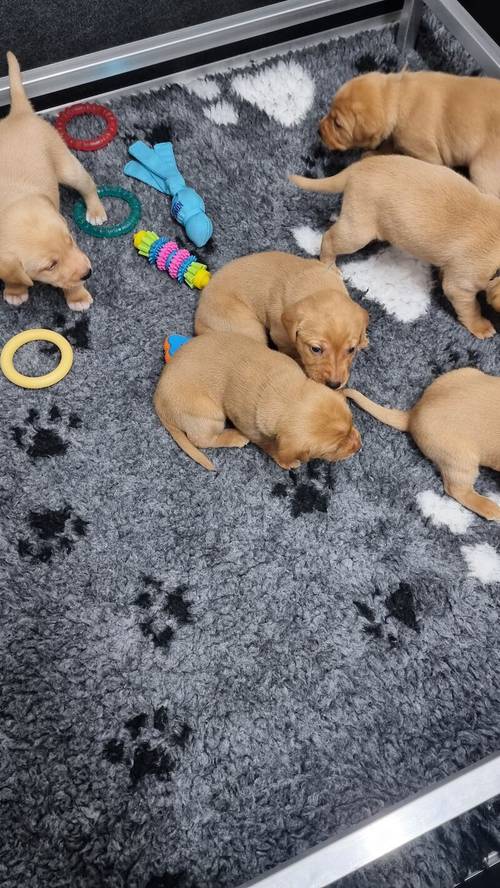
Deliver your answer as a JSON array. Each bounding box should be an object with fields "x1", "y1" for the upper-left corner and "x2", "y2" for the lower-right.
[
  {"x1": 344, "y1": 389, "x2": 410, "y2": 431},
  {"x1": 7, "y1": 52, "x2": 32, "y2": 115},
  {"x1": 164, "y1": 422, "x2": 216, "y2": 471},
  {"x1": 288, "y1": 168, "x2": 350, "y2": 194}
]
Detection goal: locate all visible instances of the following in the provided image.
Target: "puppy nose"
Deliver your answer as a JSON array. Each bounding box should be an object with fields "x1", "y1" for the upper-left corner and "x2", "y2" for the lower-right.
[
  {"x1": 327, "y1": 379, "x2": 342, "y2": 389},
  {"x1": 81, "y1": 268, "x2": 92, "y2": 281}
]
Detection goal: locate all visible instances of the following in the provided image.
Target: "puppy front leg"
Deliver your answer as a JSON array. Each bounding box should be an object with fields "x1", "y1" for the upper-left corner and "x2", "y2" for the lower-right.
[
  {"x1": 54, "y1": 150, "x2": 107, "y2": 225},
  {"x1": 361, "y1": 138, "x2": 395, "y2": 159},
  {"x1": 260, "y1": 438, "x2": 300, "y2": 470},
  {"x1": 442, "y1": 275, "x2": 495, "y2": 339},
  {"x1": 3, "y1": 282, "x2": 29, "y2": 306},
  {"x1": 64, "y1": 285, "x2": 93, "y2": 312}
]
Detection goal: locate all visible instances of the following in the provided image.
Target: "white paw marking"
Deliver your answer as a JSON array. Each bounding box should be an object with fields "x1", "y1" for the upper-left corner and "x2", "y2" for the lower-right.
[
  {"x1": 232, "y1": 60, "x2": 314, "y2": 127},
  {"x1": 67, "y1": 294, "x2": 93, "y2": 311},
  {"x1": 461, "y1": 543, "x2": 500, "y2": 584},
  {"x1": 203, "y1": 100, "x2": 238, "y2": 125},
  {"x1": 341, "y1": 247, "x2": 431, "y2": 322},
  {"x1": 186, "y1": 79, "x2": 221, "y2": 100},
  {"x1": 486, "y1": 489, "x2": 500, "y2": 507},
  {"x1": 4, "y1": 290, "x2": 29, "y2": 306},
  {"x1": 86, "y1": 207, "x2": 107, "y2": 225},
  {"x1": 416, "y1": 489, "x2": 474, "y2": 534},
  {"x1": 291, "y1": 225, "x2": 323, "y2": 256}
]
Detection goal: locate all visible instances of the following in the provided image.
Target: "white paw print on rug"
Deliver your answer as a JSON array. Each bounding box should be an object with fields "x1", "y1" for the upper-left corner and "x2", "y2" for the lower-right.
[
  {"x1": 291, "y1": 225, "x2": 323, "y2": 256},
  {"x1": 232, "y1": 60, "x2": 315, "y2": 126},
  {"x1": 289, "y1": 235, "x2": 432, "y2": 323},
  {"x1": 416, "y1": 490, "x2": 475, "y2": 534},
  {"x1": 185, "y1": 78, "x2": 239, "y2": 125},
  {"x1": 341, "y1": 247, "x2": 431, "y2": 323},
  {"x1": 203, "y1": 100, "x2": 239, "y2": 125},
  {"x1": 185, "y1": 78, "x2": 221, "y2": 101},
  {"x1": 461, "y1": 543, "x2": 500, "y2": 584}
]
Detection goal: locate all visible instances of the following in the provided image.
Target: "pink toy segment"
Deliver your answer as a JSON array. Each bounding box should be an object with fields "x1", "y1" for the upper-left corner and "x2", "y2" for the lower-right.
[
  {"x1": 169, "y1": 249, "x2": 191, "y2": 279},
  {"x1": 156, "y1": 242, "x2": 177, "y2": 271}
]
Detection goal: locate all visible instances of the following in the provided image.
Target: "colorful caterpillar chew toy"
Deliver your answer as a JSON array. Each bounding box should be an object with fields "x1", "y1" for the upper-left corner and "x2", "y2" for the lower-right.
[{"x1": 133, "y1": 230, "x2": 211, "y2": 290}]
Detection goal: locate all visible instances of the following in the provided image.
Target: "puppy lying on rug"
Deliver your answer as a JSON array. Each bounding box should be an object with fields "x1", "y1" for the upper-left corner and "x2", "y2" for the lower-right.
[
  {"x1": 195, "y1": 251, "x2": 368, "y2": 389},
  {"x1": 0, "y1": 52, "x2": 106, "y2": 311},
  {"x1": 290, "y1": 155, "x2": 500, "y2": 339},
  {"x1": 154, "y1": 333, "x2": 360, "y2": 471},
  {"x1": 346, "y1": 368, "x2": 500, "y2": 521},
  {"x1": 318, "y1": 70, "x2": 500, "y2": 196}
]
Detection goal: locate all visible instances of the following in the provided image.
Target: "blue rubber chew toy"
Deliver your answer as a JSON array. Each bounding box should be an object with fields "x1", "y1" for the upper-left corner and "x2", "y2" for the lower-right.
[
  {"x1": 124, "y1": 141, "x2": 213, "y2": 248},
  {"x1": 164, "y1": 333, "x2": 191, "y2": 363}
]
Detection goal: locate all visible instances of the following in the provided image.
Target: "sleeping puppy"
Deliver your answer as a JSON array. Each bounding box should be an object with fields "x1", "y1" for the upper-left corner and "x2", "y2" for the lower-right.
[
  {"x1": 290, "y1": 155, "x2": 500, "y2": 339},
  {"x1": 319, "y1": 70, "x2": 500, "y2": 196},
  {"x1": 0, "y1": 52, "x2": 106, "y2": 311},
  {"x1": 194, "y1": 251, "x2": 369, "y2": 389},
  {"x1": 346, "y1": 368, "x2": 500, "y2": 521},
  {"x1": 154, "y1": 332, "x2": 361, "y2": 471}
]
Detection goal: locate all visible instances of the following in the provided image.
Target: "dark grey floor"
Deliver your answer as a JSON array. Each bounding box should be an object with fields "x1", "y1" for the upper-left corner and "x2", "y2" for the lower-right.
[
  {"x1": 0, "y1": 0, "x2": 276, "y2": 74},
  {"x1": 1, "y1": 13, "x2": 499, "y2": 888}
]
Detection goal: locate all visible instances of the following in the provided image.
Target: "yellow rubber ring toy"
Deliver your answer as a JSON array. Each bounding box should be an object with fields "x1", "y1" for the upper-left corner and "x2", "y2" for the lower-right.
[{"x1": 0, "y1": 328, "x2": 74, "y2": 389}]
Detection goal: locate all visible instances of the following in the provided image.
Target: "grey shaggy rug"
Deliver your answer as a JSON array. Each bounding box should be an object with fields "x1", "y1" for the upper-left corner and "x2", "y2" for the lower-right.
[{"x1": 1, "y1": 13, "x2": 500, "y2": 888}]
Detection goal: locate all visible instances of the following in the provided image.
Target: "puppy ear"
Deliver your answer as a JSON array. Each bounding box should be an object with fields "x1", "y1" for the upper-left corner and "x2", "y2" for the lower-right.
[
  {"x1": 281, "y1": 304, "x2": 304, "y2": 343},
  {"x1": 0, "y1": 253, "x2": 33, "y2": 287},
  {"x1": 275, "y1": 433, "x2": 309, "y2": 469}
]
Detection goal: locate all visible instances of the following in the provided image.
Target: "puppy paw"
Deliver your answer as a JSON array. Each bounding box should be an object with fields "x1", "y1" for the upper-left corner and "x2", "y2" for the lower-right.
[
  {"x1": 483, "y1": 501, "x2": 500, "y2": 521},
  {"x1": 86, "y1": 199, "x2": 107, "y2": 226},
  {"x1": 4, "y1": 290, "x2": 29, "y2": 306},
  {"x1": 467, "y1": 318, "x2": 496, "y2": 339},
  {"x1": 66, "y1": 289, "x2": 93, "y2": 312},
  {"x1": 232, "y1": 434, "x2": 250, "y2": 448},
  {"x1": 276, "y1": 458, "x2": 301, "y2": 470}
]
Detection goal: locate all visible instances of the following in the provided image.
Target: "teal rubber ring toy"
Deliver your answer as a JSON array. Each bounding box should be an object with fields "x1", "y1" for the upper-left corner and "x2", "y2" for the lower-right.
[{"x1": 73, "y1": 185, "x2": 141, "y2": 238}]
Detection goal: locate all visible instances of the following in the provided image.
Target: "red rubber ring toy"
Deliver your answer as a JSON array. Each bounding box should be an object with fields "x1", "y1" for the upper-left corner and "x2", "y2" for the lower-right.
[{"x1": 54, "y1": 103, "x2": 118, "y2": 151}]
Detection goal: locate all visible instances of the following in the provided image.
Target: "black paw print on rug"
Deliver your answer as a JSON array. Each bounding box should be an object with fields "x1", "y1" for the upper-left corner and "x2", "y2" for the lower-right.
[
  {"x1": 133, "y1": 576, "x2": 193, "y2": 653},
  {"x1": 18, "y1": 504, "x2": 88, "y2": 563},
  {"x1": 103, "y1": 705, "x2": 192, "y2": 789},
  {"x1": 40, "y1": 312, "x2": 90, "y2": 355},
  {"x1": 271, "y1": 462, "x2": 333, "y2": 517},
  {"x1": 354, "y1": 51, "x2": 402, "y2": 74},
  {"x1": 11, "y1": 405, "x2": 81, "y2": 459},
  {"x1": 354, "y1": 582, "x2": 420, "y2": 644},
  {"x1": 145, "y1": 869, "x2": 198, "y2": 888}
]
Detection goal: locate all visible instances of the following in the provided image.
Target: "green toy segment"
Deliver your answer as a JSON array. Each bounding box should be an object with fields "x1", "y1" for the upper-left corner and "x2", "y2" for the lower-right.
[{"x1": 73, "y1": 185, "x2": 141, "y2": 238}]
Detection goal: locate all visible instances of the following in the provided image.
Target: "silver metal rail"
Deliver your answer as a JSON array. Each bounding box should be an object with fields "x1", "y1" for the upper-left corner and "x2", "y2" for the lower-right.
[
  {"x1": 397, "y1": 0, "x2": 500, "y2": 76},
  {"x1": 0, "y1": 0, "x2": 385, "y2": 106},
  {"x1": 239, "y1": 752, "x2": 500, "y2": 887}
]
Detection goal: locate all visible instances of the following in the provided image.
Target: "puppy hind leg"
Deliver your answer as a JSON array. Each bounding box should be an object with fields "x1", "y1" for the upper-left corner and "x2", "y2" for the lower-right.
[
  {"x1": 469, "y1": 151, "x2": 500, "y2": 197},
  {"x1": 53, "y1": 148, "x2": 107, "y2": 225},
  {"x1": 442, "y1": 462, "x2": 500, "y2": 521},
  {"x1": 442, "y1": 274, "x2": 495, "y2": 339},
  {"x1": 186, "y1": 417, "x2": 249, "y2": 450},
  {"x1": 320, "y1": 219, "x2": 374, "y2": 264}
]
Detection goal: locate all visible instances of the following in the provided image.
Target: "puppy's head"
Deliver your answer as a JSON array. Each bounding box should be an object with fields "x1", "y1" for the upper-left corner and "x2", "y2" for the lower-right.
[
  {"x1": 0, "y1": 196, "x2": 92, "y2": 291},
  {"x1": 486, "y1": 274, "x2": 500, "y2": 313},
  {"x1": 276, "y1": 384, "x2": 361, "y2": 469},
  {"x1": 282, "y1": 281, "x2": 369, "y2": 389},
  {"x1": 318, "y1": 72, "x2": 391, "y2": 151}
]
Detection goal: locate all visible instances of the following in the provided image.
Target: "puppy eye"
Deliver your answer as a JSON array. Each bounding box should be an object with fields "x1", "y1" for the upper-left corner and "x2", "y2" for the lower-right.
[
  {"x1": 46, "y1": 260, "x2": 58, "y2": 271},
  {"x1": 347, "y1": 346, "x2": 356, "y2": 354},
  {"x1": 310, "y1": 345, "x2": 323, "y2": 354}
]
